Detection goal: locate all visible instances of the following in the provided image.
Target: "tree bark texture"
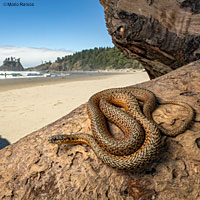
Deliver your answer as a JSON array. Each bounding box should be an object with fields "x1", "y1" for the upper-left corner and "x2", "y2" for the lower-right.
[
  {"x1": 100, "y1": 0, "x2": 200, "y2": 79},
  {"x1": 0, "y1": 61, "x2": 200, "y2": 199}
]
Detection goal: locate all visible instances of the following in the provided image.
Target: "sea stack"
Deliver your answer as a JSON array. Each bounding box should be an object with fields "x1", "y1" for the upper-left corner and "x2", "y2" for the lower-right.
[{"x1": 0, "y1": 57, "x2": 24, "y2": 71}]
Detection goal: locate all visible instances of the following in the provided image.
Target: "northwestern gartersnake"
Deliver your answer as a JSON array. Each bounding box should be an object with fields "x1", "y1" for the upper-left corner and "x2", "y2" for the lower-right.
[{"x1": 48, "y1": 87, "x2": 194, "y2": 170}]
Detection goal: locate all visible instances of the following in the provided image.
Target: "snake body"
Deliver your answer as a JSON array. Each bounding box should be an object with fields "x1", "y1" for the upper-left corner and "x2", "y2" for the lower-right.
[{"x1": 48, "y1": 87, "x2": 194, "y2": 170}]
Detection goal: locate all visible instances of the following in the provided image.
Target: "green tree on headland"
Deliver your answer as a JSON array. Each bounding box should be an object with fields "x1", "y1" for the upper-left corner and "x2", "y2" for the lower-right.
[
  {"x1": 26, "y1": 47, "x2": 143, "y2": 72},
  {"x1": 55, "y1": 47, "x2": 143, "y2": 71}
]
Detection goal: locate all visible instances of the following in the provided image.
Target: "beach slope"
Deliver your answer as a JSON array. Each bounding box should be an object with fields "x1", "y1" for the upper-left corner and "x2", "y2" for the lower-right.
[{"x1": 0, "y1": 71, "x2": 149, "y2": 144}]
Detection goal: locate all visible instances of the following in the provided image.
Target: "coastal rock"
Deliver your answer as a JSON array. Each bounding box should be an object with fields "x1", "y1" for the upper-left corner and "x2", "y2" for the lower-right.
[
  {"x1": 48, "y1": 61, "x2": 69, "y2": 72},
  {"x1": 0, "y1": 57, "x2": 24, "y2": 71},
  {"x1": 26, "y1": 62, "x2": 51, "y2": 72},
  {"x1": 0, "y1": 61, "x2": 200, "y2": 199},
  {"x1": 99, "y1": 0, "x2": 200, "y2": 79}
]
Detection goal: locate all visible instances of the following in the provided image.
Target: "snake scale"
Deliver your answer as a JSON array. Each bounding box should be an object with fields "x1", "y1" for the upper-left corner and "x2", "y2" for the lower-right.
[{"x1": 48, "y1": 87, "x2": 194, "y2": 170}]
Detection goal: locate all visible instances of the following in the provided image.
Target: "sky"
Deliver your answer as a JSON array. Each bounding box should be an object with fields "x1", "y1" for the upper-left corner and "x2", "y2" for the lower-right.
[{"x1": 0, "y1": 0, "x2": 113, "y2": 67}]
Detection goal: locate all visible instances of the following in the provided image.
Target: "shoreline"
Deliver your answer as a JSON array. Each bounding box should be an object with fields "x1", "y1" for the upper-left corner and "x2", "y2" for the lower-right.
[{"x1": 0, "y1": 71, "x2": 136, "y2": 92}]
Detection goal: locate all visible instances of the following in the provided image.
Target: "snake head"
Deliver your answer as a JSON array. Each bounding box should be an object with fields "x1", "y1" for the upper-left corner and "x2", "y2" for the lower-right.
[
  {"x1": 48, "y1": 134, "x2": 87, "y2": 145},
  {"x1": 48, "y1": 135, "x2": 69, "y2": 144}
]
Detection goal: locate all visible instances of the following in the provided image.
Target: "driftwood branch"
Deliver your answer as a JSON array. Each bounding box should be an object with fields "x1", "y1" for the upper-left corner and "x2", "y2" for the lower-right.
[
  {"x1": 0, "y1": 61, "x2": 200, "y2": 199},
  {"x1": 100, "y1": 0, "x2": 200, "y2": 79}
]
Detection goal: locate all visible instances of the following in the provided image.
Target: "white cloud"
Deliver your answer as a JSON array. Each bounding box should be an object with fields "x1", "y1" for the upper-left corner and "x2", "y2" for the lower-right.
[{"x1": 0, "y1": 46, "x2": 73, "y2": 68}]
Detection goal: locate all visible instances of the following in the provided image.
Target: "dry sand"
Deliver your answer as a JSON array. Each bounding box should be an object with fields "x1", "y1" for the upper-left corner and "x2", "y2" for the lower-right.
[{"x1": 0, "y1": 71, "x2": 149, "y2": 145}]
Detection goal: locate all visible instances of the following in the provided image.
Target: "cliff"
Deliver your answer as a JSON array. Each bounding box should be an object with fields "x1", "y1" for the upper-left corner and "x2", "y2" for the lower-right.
[{"x1": 0, "y1": 57, "x2": 24, "y2": 71}]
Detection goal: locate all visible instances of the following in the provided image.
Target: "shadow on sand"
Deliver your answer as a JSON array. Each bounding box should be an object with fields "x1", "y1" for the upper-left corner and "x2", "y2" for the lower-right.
[{"x1": 0, "y1": 136, "x2": 11, "y2": 150}]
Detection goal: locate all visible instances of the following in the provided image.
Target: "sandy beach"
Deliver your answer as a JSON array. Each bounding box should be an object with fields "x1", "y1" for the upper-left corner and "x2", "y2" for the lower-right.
[{"x1": 0, "y1": 71, "x2": 149, "y2": 146}]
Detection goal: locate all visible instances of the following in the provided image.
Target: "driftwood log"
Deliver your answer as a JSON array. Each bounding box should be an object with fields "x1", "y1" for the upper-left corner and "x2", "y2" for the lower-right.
[
  {"x1": 0, "y1": 61, "x2": 200, "y2": 199},
  {"x1": 100, "y1": 0, "x2": 200, "y2": 79}
]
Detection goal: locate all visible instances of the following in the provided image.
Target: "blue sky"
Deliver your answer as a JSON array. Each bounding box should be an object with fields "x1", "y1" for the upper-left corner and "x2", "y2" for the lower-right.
[{"x1": 0, "y1": 0, "x2": 113, "y2": 67}]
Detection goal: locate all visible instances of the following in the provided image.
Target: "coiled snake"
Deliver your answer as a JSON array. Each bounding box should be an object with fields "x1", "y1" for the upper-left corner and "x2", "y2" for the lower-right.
[{"x1": 48, "y1": 87, "x2": 194, "y2": 170}]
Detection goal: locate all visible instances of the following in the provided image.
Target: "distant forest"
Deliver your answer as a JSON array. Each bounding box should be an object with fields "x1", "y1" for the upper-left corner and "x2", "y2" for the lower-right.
[
  {"x1": 27, "y1": 47, "x2": 143, "y2": 72},
  {"x1": 55, "y1": 47, "x2": 143, "y2": 70}
]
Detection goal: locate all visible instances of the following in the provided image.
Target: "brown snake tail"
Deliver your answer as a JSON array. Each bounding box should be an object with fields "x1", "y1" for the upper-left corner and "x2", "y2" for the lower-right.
[{"x1": 48, "y1": 87, "x2": 194, "y2": 170}]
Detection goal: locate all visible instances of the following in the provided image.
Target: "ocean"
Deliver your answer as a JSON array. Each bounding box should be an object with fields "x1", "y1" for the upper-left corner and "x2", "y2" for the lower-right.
[
  {"x1": 0, "y1": 71, "x2": 112, "y2": 80},
  {"x1": 0, "y1": 71, "x2": 69, "y2": 79}
]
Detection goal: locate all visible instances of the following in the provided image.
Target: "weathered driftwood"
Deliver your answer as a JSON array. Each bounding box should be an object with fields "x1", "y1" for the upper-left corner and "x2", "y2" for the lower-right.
[
  {"x1": 100, "y1": 0, "x2": 200, "y2": 79},
  {"x1": 0, "y1": 61, "x2": 200, "y2": 199}
]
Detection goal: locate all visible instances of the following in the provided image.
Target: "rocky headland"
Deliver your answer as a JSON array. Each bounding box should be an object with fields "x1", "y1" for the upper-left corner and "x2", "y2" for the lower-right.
[{"x1": 26, "y1": 47, "x2": 143, "y2": 73}]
